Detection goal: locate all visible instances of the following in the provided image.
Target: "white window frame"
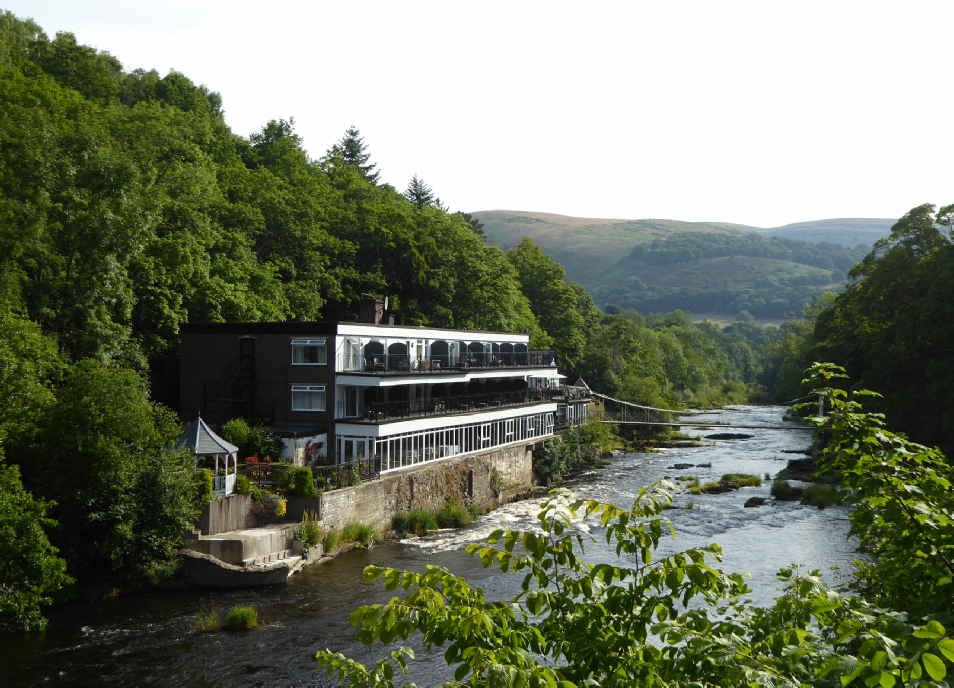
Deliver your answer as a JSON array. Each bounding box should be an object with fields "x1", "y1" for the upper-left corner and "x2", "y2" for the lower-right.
[
  {"x1": 291, "y1": 385, "x2": 326, "y2": 411},
  {"x1": 291, "y1": 339, "x2": 327, "y2": 365}
]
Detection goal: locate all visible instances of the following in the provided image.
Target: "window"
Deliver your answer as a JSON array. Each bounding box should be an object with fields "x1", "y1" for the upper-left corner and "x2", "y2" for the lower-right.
[
  {"x1": 291, "y1": 385, "x2": 326, "y2": 411},
  {"x1": 291, "y1": 339, "x2": 327, "y2": 365}
]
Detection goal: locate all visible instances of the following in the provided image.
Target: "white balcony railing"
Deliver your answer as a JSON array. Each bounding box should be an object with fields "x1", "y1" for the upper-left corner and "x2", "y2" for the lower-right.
[{"x1": 213, "y1": 472, "x2": 236, "y2": 497}]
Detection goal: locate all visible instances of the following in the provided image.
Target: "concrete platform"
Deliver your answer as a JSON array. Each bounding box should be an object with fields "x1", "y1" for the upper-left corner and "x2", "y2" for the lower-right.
[{"x1": 184, "y1": 522, "x2": 298, "y2": 567}]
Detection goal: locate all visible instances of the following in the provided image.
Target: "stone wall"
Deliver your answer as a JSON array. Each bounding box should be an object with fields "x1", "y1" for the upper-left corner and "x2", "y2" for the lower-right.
[
  {"x1": 319, "y1": 439, "x2": 536, "y2": 532},
  {"x1": 198, "y1": 494, "x2": 261, "y2": 535}
]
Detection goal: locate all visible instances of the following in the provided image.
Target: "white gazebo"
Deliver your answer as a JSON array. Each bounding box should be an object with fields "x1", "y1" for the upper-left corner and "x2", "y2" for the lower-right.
[{"x1": 176, "y1": 416, "x2": 240, "y2": 497}]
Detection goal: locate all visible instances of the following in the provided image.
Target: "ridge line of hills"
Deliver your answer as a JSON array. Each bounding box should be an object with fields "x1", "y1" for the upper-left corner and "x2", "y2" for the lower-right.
[{"x1": 472, "y1": 210, "x2": 897, "y2": 324}]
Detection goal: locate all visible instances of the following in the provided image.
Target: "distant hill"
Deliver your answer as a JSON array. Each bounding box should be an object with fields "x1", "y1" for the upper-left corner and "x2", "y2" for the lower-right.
[
  {"x1": 472, "y1": 210, "x2": 895, "y2": 285},
  {"x1": 758, "y1": 218, "x2": 896, "y2": 246},
  {"x1": 473, "y1": 210, "x2": 895, "y2": 321}
]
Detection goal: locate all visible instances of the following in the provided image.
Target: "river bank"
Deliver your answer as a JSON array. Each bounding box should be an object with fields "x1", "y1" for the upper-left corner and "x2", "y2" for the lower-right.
[{"x1": 0, "y1": 405, "x2": 857, "y2": 687}]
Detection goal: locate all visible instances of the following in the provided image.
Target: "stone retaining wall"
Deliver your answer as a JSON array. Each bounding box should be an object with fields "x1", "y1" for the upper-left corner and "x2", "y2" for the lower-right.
[{"x1": 319, "y1": 439, "x2": 537, "y2": 532}]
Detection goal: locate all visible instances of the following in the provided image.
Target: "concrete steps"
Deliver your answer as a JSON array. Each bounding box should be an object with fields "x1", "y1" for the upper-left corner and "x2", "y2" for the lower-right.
[{"x1": 184, "y1": 523, "x2": 299, "y2": 570}]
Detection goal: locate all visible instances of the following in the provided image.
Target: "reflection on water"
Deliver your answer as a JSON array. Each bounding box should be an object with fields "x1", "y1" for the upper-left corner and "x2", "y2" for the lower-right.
[{"x1": 0, "y1": 406, "x2": 857, "y2": 687}]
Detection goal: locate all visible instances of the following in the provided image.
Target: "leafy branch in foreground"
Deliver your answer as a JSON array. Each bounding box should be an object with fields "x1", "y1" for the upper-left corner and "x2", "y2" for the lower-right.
[{"x1": 316, "y1": 364, "x2": 954, "y2": 687}]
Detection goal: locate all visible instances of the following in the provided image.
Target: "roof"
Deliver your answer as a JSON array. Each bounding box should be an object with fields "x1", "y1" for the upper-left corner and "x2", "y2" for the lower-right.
[
  {"x1": 175, "y1": 416, "x2": 239, "y2": 455},
  {"x1": 571, "y1": 377, "x2": 591, "y2": 390}
]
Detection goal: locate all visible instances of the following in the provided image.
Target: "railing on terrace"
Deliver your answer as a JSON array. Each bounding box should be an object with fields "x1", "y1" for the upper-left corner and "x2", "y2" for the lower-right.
[
  {"x1": 336, "y1": 350, "x2": 557, "y2": 374},
  {"x1": 240, "y1": 457, "x2": 382, "y2": 493},
  {"x1": 337, "y1": 387, "x2": 588, "y2": 422}
]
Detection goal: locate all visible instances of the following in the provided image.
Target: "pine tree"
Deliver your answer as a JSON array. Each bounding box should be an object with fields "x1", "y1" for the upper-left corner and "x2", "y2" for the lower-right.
[
  {"x1": 338, "y1": 126, "x2": 379, "y2": 184},
  {"x1": 405, "y1": 174, "x2": 435, "y2": 208},
  {"x1": 458, "y1": 212, "x2": 486, "y2": 240}
]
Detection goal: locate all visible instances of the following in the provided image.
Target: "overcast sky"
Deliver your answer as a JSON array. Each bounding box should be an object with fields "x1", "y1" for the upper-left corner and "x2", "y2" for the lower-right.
[{"x1": 5, "y1": 1, "x2": 952, "y2": 227}]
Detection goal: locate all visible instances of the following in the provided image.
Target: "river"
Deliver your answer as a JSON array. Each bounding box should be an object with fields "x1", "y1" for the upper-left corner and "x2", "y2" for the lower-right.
[{"x1": 0, "y1": 405, "x2": 858, "y2": 687}]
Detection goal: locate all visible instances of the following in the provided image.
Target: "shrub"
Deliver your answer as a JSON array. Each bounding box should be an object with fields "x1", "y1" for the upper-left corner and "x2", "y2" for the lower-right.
[
  {"x1": 297, "y1": 510, "x2": 323, "y2": 551},
  {"x1": 193, "y1": 609, "x2": 219, "y2": 633},
  {"x1": 322, "y1": 529, "x2": 338, "y2": 553},
  {"x1": 340, "y1": 522, "x2": 377, "y2": 548},
  {"x1": 771, "y1": 479, "x2": 804, "y2": 501},
  {"x1": 0, "y1": 459, "x2": 72, "y2": 632},
  {"x1": 246, "y1": 424, "x2": 283, "y2": 460},
  {"x1": 234, "y1": 473, "x2": 256, "y2": 496},
  {"x1": 221, "y1": 418, "x2": 250, "y2": 450},
  {"x1": 291, "y1": 466, "x2": 315, "y2": 497},
  {"x1": 194, "y1": 468, "x2": 213, "y2": 503},
  {"x1": 720, "y1": 474, "x2": 762, "y2": 488},
  {"x1": 800, "y1": 483, "x2": 838, "y2": 509},
  {"x1": 346, "y1": 464, "x2": 361, "y2": 487},
  {"x1": 227, "y1": 606, "x2": 257, "y2": 630},
  {"x1": 392, "y1": 509, "x2": 438, "y2": 536},
  {"x1": 467, "y1": 503, "x2": 480, "y2": 520},
  {"x1": 690, "y1": 481, "x2": 723, "y2": 495},
  {"x1": 436, "y1": 501, "x2": 473, "y2": 528}
]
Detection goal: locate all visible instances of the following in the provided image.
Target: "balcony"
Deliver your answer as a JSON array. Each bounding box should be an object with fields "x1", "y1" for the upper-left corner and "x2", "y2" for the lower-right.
[
  {"x1": 336, "y1": 350, "x2": 557, "y2": 374},
  {"x1": 335, "y1": 386, "x2": 589, "y2": 423}
]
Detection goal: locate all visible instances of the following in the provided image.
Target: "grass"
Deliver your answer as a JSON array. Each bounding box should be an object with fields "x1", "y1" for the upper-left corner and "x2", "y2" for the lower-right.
[
  {"x1": 676, "y1": 475, "x2": 697, "y2": 482},
  {"x1": 392, "y1": 509, "x2": 438, "y2": 536},
  {"x1": 436, "y1": 501, "x2": 474, "y2": 529},
  {"x1": 800, "y1": 484, "x2": 839, "y2": 509},
  {"x1": 720, "y1": 474, "x2": 762, "y2": 488},
  {"x1": 340, "y1": 522, "x2": 378, "y2": 548},
  {"x1": 697, "y1": 462, "x2": 712, "y2": 468},
  {"x1": 771, "y1": 479, "x2": 805, "y2": 501},
  {"x1": 297, "y1": 509, "x2": 323, "y2": 551},
  {"x1": 688, "y1": 473, "x2": 761, "y2": 494},
  {"x1": 193, "y1": 609, "x2": 219, "y2": 633},
  {"x1": 322, "y1": 529, "x2": 338, "y2": 552},
  {"x1": 227, "y1": 607, "x2": 257, "y2": 631}
]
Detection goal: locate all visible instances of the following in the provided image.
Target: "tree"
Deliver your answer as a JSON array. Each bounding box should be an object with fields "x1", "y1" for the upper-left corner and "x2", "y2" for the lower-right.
[
  {"x1": 317, "y1": 369, "x2": 954, "y2": 686},
  {"x1": 457, "y1": 212, "x2": 485, "y2": 239},
  {"x1": 337, "y1": 126, "x2": 380, "y2": 184},
  {"x1": 0, "y1": 444, "x2": 71, "y2": 632},
  {"x1": 507, "y1": 237, "x2": 586, "y2": 372},
  {"x1": 16, "y1": 360, "x2": 201, "y2": 589},
  {"x1": 404, "y1": 174, "x2": 435, "y2": 208}
]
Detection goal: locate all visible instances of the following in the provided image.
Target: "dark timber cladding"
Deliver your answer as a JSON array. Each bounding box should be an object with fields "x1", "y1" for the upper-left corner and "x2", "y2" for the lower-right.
[{"x1": 179, "y1": 321, "x2": 338, "y2": 431}]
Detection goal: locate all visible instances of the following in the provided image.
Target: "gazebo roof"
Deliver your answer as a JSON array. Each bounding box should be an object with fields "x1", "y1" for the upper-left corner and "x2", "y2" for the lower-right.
[
  {"x1": 571, "y1": 377, "x2": 591, "y2": 390},
  {"x1": 175, "y1": 416, "x2": 239, "y2": 456}
]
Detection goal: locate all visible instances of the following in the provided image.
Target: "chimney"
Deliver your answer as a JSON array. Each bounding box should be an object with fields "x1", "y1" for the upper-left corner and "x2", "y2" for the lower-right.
[{"x1": 359, "y1": 295, "x2": 388, "y2": 324}]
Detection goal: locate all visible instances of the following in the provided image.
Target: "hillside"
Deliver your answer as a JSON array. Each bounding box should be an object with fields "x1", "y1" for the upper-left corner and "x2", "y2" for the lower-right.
[
  {"x1": 759, "y1": 218, "x2": 896, "y2": 245},
  {"x1": 473, "y1": 210, "x2": 894, "y2": 285}
]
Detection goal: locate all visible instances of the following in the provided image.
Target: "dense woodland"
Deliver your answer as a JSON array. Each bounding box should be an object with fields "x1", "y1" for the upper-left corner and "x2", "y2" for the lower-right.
[
  {"x1": 1, "y1": 15, "x2": 952, "y2": 683},
  {"x1": 0, "y1": 13, "x2": 768, "y2": 629},
  {"x1": 594, "y1": 231, "x2": 870, "y2": 318}
]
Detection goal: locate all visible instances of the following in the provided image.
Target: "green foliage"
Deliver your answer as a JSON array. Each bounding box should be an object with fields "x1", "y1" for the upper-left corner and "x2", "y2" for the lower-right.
[
  {"x1": 339, "y1": 522, "x2": 377, "y2": 548},
  {"x1": 245, "y1": 424, "x2": 283, "y2": 461},
  {"x1": 435, "y1": 501, "x2": 473, "y2": 529},
  {"x1": 297, "y1": 510, "x2": 323, "y2": 551},
  {"x1": 533, "y1": 420, "x2": 613, "y2": 483},
  {"x1": 291, "y1": 466, "x2": 316, "y2": 497},
  {"x1": 318, "y1": 438, "x2": 954, "y2": 687},
  {"x1": 220, "y1": 418, "x2": 250, "y2": 450},
  {"x1": 805, "y1": 204, "x2": 954, "y2": 455},
  {"x1": 594, "y1": 231, "x2": 868, "y2": 319},
  {"x1": 194, "y1": 468, "x2": 213, "y2": 503},
  {"x1": 322, "y1": 529, "x2": 338, "y2": 553},
  {"x1": 801, "y1": 363, "x2": 954, "y2": 614},
  {"x1": 719, "y1": 473, "x2": 762, "y2": 488},
  {"x1": 770, "y1": 479, "x2": 804, "y2": 501},
  {"x1": 11, "y1": 360, "x2": 201, "y2": 589},
  {"x1": 193, "y1": 609, "x2": 219, "y2": 633},
  {"x1": 226, "y1": 606, "x2": 257, "y2": 631},
  {"x1": 800, "y1": 483, "x2": 838, "y2": 509},
  {"x1": 391, "y1": 509, "x2": 438, "y2": 536},
  {"x1": 0, "y1": 449, "x2": 71, "y2": 631}
]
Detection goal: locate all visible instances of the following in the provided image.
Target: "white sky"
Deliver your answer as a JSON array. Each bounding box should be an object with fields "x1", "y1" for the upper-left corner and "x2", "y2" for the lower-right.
[{"x1": 5, "y1": 1, "x2": 952, "y2": 227}]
